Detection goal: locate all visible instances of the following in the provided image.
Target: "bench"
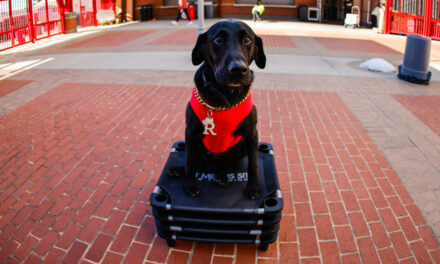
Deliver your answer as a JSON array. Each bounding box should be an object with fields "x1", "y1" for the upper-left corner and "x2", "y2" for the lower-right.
[{"x1": 97, "y1": 10, "x2": 116, "y2": 24}]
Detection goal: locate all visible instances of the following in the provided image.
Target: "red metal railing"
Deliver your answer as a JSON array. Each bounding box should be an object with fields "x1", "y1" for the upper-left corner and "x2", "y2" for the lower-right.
[
  {"x1": 390, "y1": 12, "x2": 425, "y2": 35},
  {"x1": 386, "y1": 0, "x2": 440, "y2": 39},
  {"x1": 431, "y1": 19, "x2": 440, "y2": 39},
  {"x1": 76, "y1": 0, "x2": 96, "y2": 28},
  {"x1": 33, "y1": 0, "x2": 64, "y2": 40},
  {"x1": 79, "y1": 10, "x2": 95, "y2": 27},
  {"x1": 0, "y1": 0, "x2": 64, "y2": 51}
]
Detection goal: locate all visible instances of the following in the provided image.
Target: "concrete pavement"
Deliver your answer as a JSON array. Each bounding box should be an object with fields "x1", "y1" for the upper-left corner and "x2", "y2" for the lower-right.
[{"x1": 0, "y1": 19, "x2": 440, "y2": 263}]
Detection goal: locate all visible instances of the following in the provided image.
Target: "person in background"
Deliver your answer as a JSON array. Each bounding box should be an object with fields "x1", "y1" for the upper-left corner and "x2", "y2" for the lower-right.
[
  {"x1": 376, "y1": 0, "x2": 385, "y2": 33},
  {"x1": 252, "y1": 0, "x2": 265, "y2": 22},
  {"x1": 371, "y1": 2, "x2": 381, "y2": 28},
  {"x1": 344, "y1": 0, "x2": 353, "y2": 18},
  {"x1": 172, "y1": 0, "x2": 192, "y2": 25}
]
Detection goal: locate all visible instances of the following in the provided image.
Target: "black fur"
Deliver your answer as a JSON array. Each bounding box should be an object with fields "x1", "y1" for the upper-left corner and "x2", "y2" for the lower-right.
[{"x1": 175, "y1": 20, "x2": 266, "y2": 200}]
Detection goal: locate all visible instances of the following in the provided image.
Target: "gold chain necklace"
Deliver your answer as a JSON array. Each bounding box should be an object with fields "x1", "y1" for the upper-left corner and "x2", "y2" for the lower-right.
[{"x1": 193, "y1": 87, "x2": 251, "y2": 111}]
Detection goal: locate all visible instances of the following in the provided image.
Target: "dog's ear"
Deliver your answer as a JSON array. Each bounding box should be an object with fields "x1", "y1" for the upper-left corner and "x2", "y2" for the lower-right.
[
  {"x1": 254, "y1": 35, "x2": 266, "y2": 69},
  {"x1": 192, "y1": 32, "x2": 207, "y2": 65}
]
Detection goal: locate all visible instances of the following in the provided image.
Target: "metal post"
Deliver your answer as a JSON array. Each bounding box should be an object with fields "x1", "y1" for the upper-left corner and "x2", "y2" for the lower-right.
[
  {"x1": 367, "y1": 0, "x2": 371, "y2": 23},
  {"x1": 28, "y1": 0, "x2": 35, "y2": 42},
  {"x1": 93, "y1": 0, "x2": 97, "y2": 26},
  {"x1": 197, "y1": 0, "x2": 205, "y2": 36},
  {"x1": 45, "y1": 0, "x2": 50, "y2": 36},
  {"x1": 318, "y1": 0, "x2": 322, "y2": 22},
  {"x1": 8, "y1": 0, "x2": 15, "y2": 47},
  {"x1": 384, "y1": 0, "x2": 392, "y2": 33},
  {"x1": 423, "y1": 0, "x2": 432, "y2": 36},
  {"x1": 58, "y1": 0, "x2": 66, "y2": 34}
]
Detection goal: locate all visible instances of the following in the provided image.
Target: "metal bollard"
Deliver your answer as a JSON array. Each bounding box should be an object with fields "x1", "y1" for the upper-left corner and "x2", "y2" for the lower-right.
[{"x1": 398, "y1": 34, "x2": 432, "y2": 85}]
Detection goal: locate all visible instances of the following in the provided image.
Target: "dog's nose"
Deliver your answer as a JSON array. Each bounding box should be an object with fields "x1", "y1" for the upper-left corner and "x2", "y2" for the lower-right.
[{"x1": 228, "y1": 60, "x2": 248, "y2": 75}]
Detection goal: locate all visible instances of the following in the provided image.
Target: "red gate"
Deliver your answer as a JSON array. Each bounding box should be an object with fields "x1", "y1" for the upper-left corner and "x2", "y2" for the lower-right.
[
  {"x1": 33, "y1": 0, "x2": 64, "y2": 39},
  {"x1": 71, "y1": 0, "x2": 96, "y2": 28},
  {"x1": 385, "y1": 0, "x2": 440, "y2": 39},
  {"x1": 0, "y1": 0, "x2": 64, "y2": 51},
  {"x1": 79, "y1": 0, "x2": 96, "y2": 27}
]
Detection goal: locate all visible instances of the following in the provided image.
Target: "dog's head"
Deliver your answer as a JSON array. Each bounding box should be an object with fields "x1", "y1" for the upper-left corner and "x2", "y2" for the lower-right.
[{"x1": 192, "y1": 20, "x2": 266, "y2": 87}]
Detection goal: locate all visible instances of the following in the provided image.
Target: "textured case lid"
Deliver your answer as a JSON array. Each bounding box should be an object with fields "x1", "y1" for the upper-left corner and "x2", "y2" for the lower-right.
[{"x1": 152, "y1": 142, "x2": 282, "y2": 214}]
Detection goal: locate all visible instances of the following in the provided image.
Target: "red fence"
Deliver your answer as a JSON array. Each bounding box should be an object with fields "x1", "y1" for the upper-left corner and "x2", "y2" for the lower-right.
[
  {"x1": 67, "y1": 0, "x2": 115, "y2": 28},
  {"x1": 431, "y1": 18, "x2": 440, "y2": 38},
  {"x1": 0, "y1": 0, "x2": 64, "y2": 51},
  {"x1": 386, "y1": 0, "x2": 440, "y2": 39}
]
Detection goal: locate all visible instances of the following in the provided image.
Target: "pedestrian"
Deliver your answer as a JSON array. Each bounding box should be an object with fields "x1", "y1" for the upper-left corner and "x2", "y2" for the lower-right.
[
  {"x1": 252, "y1": 0, "x2": 265, "y2": 22},
  {"x1": 371, "y1": 2, "x2": 381, "y2": 28},
  {"x1": 172, "y1": 0, "x2": 192, "y2": 25},
  {"x1": 343, "y1": 0, "x2": 353, "y2": 18},
  {"x1": 372, "y1": 0, "x2": 385, "y2": 32}
]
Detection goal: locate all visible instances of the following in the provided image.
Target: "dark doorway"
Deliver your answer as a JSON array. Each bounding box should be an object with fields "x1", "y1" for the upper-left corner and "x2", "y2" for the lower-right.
[{"x1": 323, "y1": 0, "x2": 342, "y2": 22}]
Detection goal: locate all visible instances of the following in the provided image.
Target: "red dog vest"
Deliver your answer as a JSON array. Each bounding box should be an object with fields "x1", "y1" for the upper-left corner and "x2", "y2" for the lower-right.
[{"x1": 189, "y1": 88, "x2": 253, "y2": 154}]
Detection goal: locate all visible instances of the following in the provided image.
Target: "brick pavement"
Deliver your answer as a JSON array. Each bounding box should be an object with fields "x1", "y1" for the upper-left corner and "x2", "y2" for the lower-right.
[
  {"x1": 393, "y1": 95, "x2": 440, "y2": 137},
  {"x1": 0, "y1": 80, "x2": 32, "y2": 99},
  {"x1": 1, "y1": 20, "x2": 440, "y2": 263},
  {"x1": 62, "y1": 31, "x2": 156, "y2": 48},
  {"x1": 313, "y1": 37, "x2": 400, "y2": 54}
]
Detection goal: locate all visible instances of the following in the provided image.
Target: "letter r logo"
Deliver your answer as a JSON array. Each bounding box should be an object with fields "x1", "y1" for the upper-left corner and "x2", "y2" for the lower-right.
[{"x1": 202, "y1": 117, "x2": 217, "y2": 136}]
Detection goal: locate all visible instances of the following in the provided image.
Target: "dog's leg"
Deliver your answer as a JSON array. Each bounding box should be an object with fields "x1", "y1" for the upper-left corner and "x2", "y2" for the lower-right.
[
  {"x1": 243, "y1": 129, "x2": 260, "y2": 200},
  {"x1": 184, "y1": 105, "x2": 204, "y2": 197},
  {"x1": 184, "y1": 129, "x2": 202, "y2": 197},
  {"x1": 236, "y1": 107, "x2": 261, "y2": 200},
  {"x1": 215, "y1": 158, "x2": 229, "y2": 187}
]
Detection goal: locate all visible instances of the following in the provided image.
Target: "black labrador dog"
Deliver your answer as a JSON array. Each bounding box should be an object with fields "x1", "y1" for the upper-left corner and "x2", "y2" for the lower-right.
[{"x1": 170, "y1": 20, "x2": 266, "y2": 200}]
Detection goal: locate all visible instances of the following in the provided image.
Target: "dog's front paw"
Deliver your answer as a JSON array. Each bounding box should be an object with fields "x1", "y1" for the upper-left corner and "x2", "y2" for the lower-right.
[
  {"x1": 245, "y1": 182, "x2": 261, "y2": 200},
  {"x1": 184, "y1": 183, "x2": 201, "y2": 197}
]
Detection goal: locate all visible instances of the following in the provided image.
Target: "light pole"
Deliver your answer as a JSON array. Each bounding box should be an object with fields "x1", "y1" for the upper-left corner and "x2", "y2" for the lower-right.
[{"x1": 197, "y1": 0, "x2": 205, "y2": 36}]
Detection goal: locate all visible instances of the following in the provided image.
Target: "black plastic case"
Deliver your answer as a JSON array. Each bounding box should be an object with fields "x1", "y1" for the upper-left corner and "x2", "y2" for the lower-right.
[{"x1": 149, "y1": 141, "x2": 283, "y2": 251}]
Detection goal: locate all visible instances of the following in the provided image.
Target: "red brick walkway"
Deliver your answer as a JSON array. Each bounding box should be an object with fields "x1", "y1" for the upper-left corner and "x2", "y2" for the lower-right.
[
  {"x1": 62, "y1": 31, "x2": 155, "y2": 48},
  {"x1": 393, "y1": 95, "x2": 440, "y2": 137},
  {"x1": 314, "y1": 37, "x2": 400, "y2": 54},
  {"x1": 0, "y1": 80, "x2": 32, "y2": 98},
  {"x1": 146, "y1": 30, "x2": 297, "y2": 48},
  {"x1": 260, "y1": 35, "x2": 296, "y2": 48},
  {"x1": 148, "y1": 30, "x2": 197, "y2": 46},
  {"x1": 0, "y1": 83, "x2": 439, "y2": 263}
]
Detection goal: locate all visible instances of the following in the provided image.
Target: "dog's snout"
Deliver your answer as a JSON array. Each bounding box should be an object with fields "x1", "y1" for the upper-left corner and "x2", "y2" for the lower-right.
[{"x1": 228, "y1": 60, "x2": 248, "y2": 75}]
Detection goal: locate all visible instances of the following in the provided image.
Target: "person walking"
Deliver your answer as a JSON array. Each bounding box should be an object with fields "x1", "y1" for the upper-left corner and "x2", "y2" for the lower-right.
[
  {"x1": 343, "y1": 0, "x2": 353, "y2": 18},
  {"x1": 172, "y1": 0, "x2": 193, "y2": 25},
  {"x1": 252, "y1": 0, "x2": 265, "y2": 22}
]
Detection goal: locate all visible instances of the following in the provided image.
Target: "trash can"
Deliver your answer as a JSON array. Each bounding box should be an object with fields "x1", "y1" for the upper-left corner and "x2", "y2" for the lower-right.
[
  {"x1": 139, "y1": 5, "x2": 153, "y2": 21},
  {"x1": 145, "y1": 5, "x2": 153, "y2": 20},
  {"x1": 298, "y1": 5, "x2": 308, "y2": 21},
  {"x1": 205, "y1": 2, "x2": 215, "y2": 18},
  {"x1": 64, "y1": 12, "x2": 78, "y2": 33},
  {"x1": 188, "y1": 4, "x2": 196, "y2": 20},
  {"x1": 139, "y1": 6, "x2": 147, "y2": 21},
  {"x1": 398, "y1": 34, "x2": 431, "y2": 85}
]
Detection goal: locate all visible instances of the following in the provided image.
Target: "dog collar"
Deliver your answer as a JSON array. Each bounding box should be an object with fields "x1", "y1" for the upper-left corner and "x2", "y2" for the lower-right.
[{"x1": 194, "y1": 86, "x2": 251, "y2": 111}]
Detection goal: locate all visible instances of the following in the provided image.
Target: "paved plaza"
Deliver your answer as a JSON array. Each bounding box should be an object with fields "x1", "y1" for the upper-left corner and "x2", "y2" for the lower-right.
[{"x1": 0, "y1": 19, "x2": 440, "y2": 263}]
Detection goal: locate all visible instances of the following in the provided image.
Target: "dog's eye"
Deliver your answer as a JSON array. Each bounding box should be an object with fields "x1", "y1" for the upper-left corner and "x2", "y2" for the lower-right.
[
  {"x1": 214, "y1": 37, "x2": 223, "y2": 44},
  {"x1": 243, "y1": 36, "x2": 252, "y2": 45}
]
